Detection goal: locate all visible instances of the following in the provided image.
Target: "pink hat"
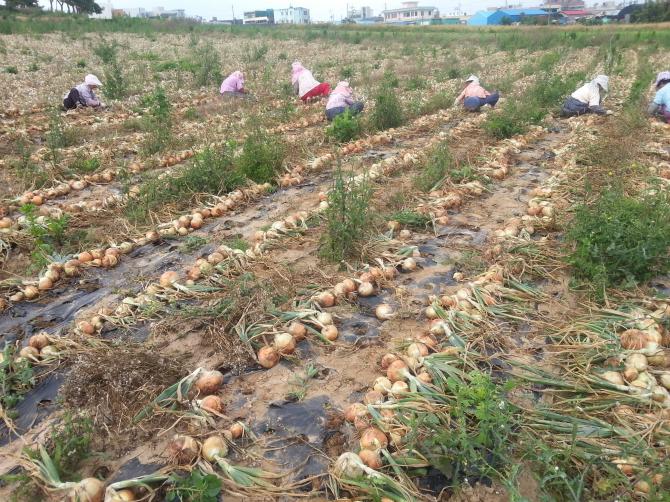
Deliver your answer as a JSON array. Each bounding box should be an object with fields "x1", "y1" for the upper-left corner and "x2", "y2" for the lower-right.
[
  {"x1": 291, "y1": 61, "x2": 305, "y2": 85},
  {"x1": 332, "y1": 81, "x2": 352, "y2": 97}
]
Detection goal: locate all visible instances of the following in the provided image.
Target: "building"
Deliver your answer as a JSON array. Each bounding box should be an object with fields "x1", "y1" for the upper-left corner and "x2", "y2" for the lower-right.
[
  {"x1": 542, "y1": 0, "x2": 585, "y2": 8},
  {"x1": 161, "y1": 9, "x2": 185, "y2": 19},
  {"x1": 243, "y1": 9, "x2": 274, "y2": 24},
  {"x1": 347, "y1": 6, "x2": 374, "y2": 19},
  {"x1": 468, "y1": 8, "x2": 549, "y2": 25},
  {"x1": 275, "y1": 6, "x2": 310, "y2": 24},
  {"x1": 382, "y1": 1, "x2": 439, "y2": 24},
  {"x1": 560, "y1": 9, "x2": 591, "y2": 23},
  {"x1": 124, "y1": 7, "x2": 147, "y2": 17}
]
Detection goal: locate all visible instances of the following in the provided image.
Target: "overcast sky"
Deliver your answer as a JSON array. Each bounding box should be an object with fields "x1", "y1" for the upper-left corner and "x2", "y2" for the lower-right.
[{"x1": 40, "y1": 0, "x2": 543, "y2": 22}]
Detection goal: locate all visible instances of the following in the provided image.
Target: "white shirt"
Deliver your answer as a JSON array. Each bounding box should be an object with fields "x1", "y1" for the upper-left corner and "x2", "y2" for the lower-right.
[
  {"x1": 297, "y1": 70, "x2": 320, "y2": 98},
  {"x1": 571, "y1": 82, "x2": 602, "y2": 107}
]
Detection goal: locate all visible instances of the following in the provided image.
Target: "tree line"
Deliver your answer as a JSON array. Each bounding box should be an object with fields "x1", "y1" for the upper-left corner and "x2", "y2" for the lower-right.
[{"x1": 3, "y1": 0, "x2": 102, "y2": 15}]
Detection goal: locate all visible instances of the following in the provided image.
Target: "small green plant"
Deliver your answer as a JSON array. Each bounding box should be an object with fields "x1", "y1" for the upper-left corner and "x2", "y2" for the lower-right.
[
  {"x1": 224, "y1": 237, "x2": 249, "y2": 251},
  {"x1": 142, "y1": 86, "x2": 172, "y2": 155},
  {"x1": 236, "y1": 129, "x2": 285, "y2": 184},
  {"x1": 370, "y1": 84, "x2": 404, "y2": 131},
  {"x1": 167, "y1": 469, "x2": 222, "y2": 502},
  {"x1": 28, "y1": 62, "x2": 39, "y2": 72},
  {"x1": 388, "y1": 210, "x2": 431, "y2": 230},
  {"x1": 246, "y1": 43, "x2": 269, "y2": 62},
  {"x1": 67, "y1": 155, "x2": 100, "y2": 175},
  {"x1": 183, "y1": 107, "x2": 200, "y2": 120},
  {"x1": 103, "y1": 57, "x2": 127, "y2": 100},
  {"x1": 188, "y1": 41, "x2": 222, "y2": 87},
  {"x1": 45, "y1": 413, "x2": 94, "y2": 480},
  {"x1": 414, "y1": 141, "x2": 452, "y2": 192},
  {"x1": 326, "y1": 110, "x2": 361, "y2": 143},
  {"x1": 567, "y1": 189, "x2": 670, "y2": 291},
  {"x1": 0, "y1": 344, "x2": 35, "y2": 419},
  {"x1": 405, "y1": 76, "x2": 427, "y2": 91},
  {"x1": 46, "y1": 107, "x2": 75, "y2": 165},
  {"x1": 340, "y1": 66, "x2": 354, "y2": 80},
  {"x1": 180, "y1": 236, "x2": 208, "y2": 252},
  {"x1": 286, "y1": 363, "x2": 319, "y2": 401},
  {"x1": 76, "y1": 59, "x2": 86, "y2": 68},
  {"x1": 19, "y1": 204, "x2": 70, "y2": 270},
  {"x1": 93, "y1": 40, "x2": 118, "y2": 64},
  {"x1": 5, "y1": 66, "x2": 18, "y2": 74},
  {"x1": 320, "y1": 165, "x2": 372, "y2": 263},
  {"x1": 381, "y1": 69, "x2": 399, "y2": 88}
]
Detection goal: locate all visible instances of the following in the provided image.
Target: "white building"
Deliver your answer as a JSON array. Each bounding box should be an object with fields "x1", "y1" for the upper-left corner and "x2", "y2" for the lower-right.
[
  {"x1": 125, "y1": 7, "x2": 147, "y2": 17},
  {"x1": 90, "y1": 0, "x2": 113, "y2": 19},
  {"x1": 348, "y1": 6, "x2": 374, "y2": 19},
  {"x1": 382, "y1": 1, "x2": 439, "y2": 24},
  {"x1": 275, "y1": 6, "x2": 310, "y2": 24}
]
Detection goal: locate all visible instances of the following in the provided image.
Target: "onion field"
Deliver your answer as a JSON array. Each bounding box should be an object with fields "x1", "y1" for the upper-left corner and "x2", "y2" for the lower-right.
[{"x1": 1, "y1": 17, "x2": 669, "y2": 502}]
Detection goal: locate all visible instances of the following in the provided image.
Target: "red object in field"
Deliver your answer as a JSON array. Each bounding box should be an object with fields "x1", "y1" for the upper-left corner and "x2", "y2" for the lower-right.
[{"x1": 301, "y1": 82, "x2": 330, "y2": 101}]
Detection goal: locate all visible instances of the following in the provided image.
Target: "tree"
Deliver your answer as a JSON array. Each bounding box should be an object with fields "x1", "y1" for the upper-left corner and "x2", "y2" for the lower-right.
[
  {"x1": 5, "y1": 0, "x2": 40, "y2": 9},
  {"x1": 631, "y1": 1, "x2": 670, "y2": 23}
]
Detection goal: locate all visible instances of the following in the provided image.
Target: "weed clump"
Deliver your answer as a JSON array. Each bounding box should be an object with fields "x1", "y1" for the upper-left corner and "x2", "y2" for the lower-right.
[
  {"x1": 236, "y1": 129, "x2": 285, "y2": 184},
  {"x1": 567, "y1": 189, "x2": 670, "y2": 290},
  {"x1": 188, "y1": 40, "x2": 222, "y2": 87},
  {"x1": 326, "y1": 110, "x2": 362, "y2": 143},
  {"x1": 19, "y1": 203, "x2": 70, "y2": 271},
  {"x1": 320, "y1": 166, "x2": 372, "y2": 263},
  {"x1": 414, "y1": 141, "x2": 452, "y2": 192},
  {"x1": 370, "y1": 84, "x2": 404, "y2": 131},
  {"x1": 142, "y1": 85, "x2": 172, "y2": 155}
]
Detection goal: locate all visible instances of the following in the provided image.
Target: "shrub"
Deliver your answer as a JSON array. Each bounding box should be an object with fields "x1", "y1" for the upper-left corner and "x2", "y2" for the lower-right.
[
  {"x1": 370, "y1": 84, "x2": 403, "y2": 131},
  {"x1": 405, "y1": 76, "x2": 427, "y2": 91},
  {"x1": 28, "y1": 62, "x2": 39, "y2": 72},
  {"x1": 326, "y1": 110, "x2": 362, "y2": 143},
  {"x1": 127, "y1": 145, "x2": 244, "y2": 223},
  {"x1": 93, "y1": 41, "x2": 118, "y2": 64},
  {"x1": 236, "y1": 129, "x2": 285, "y2": 184},
  {"x1": 567, "y1": 189, "x2": 670, "y2": 289},
  {"x1": 320, "y1": 165, "x2": 372, "y2": 263},
  {"x1": 67, "y1": 155, "x2": 100, "y2": 175},
  {"x1": 103, "y1": 57, "x2": 127, "y2": 100},
  {"x1": 142, "y1": 86, "x2": 172, "y2": 155},
  {"x1": 381, "y1": 69, "x2": 399, "y2": 88},
  {"x1": 5, "y1": 66, "x2": 18, "y2": 74},
  {"x1": 189, "y1": 41, "x2": 222, "y2": 87},
  {"x1": 46, "y1": 107, "x2": 75, "y2": 164},
  {"x1": 20, "y1": 203, "x2": 70, "y2": 271},
  {"x1": 414, "y1": 141, "x2": 452, "y2": 192},
  {"x1": 246, "y1": 43, "x2": 269, "y2": 62},
  {"x1": 340, "y1": 66, "x2": 354, "y2": 80},
  {"x1": 76, "y1": 59, "x2": 86, "y2": 68}
]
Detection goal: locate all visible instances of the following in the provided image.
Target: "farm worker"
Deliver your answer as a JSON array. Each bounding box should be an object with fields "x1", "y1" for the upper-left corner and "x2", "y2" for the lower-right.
[
  {"x1": 62, "y1": 74, "x2": 104, "y2": 110},
  {"x1": 560, "y1": 75, "x2": 612, "y2": 117},
  {"x1": 453, "y1": 75, "x2": 499, "y2": 112},
  {"x1": 647, "y1": 71, "x2": 670, "y2": 123},
  {"x1": 220, "y1": 70, "x2": 247, "y2": 98},
  {"x1": 292, "y1": 61, "x2": 331, "y2": 103},
  {"x1": 325, "y1": 81, "x2": 364, "y2": 121}
]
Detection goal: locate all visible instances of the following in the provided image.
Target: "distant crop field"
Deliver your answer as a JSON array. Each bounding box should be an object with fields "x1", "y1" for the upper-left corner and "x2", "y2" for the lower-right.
[{"x1": 1, "y1": 14, "x2": 669, "y2": 502}]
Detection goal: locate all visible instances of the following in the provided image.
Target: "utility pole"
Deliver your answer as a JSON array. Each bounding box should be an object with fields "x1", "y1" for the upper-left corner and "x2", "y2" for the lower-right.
[{"x1": 231, "y1": 4, "x2": 235, "y2": 21}]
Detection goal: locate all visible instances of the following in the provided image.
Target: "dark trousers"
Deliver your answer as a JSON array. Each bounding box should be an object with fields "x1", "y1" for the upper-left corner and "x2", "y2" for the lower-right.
[
  {"x1": 63, "y1": 88, "x2": 82, "y2": 110},
  {"x1": 326, "y1": 101, "x2": 364, "y2": 121},
  {"x1": 561, "y1": 97, "x2": 606, "y2": 117},
  {"x1": 463, "y1": 92, "x2": 499, "y2": 112}
]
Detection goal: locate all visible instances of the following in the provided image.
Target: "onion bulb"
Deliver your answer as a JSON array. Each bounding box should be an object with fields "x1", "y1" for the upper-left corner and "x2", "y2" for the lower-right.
[
  {"x1": 360, "y1": 427, "x2": 388, "y2": 450},
  {"x1": 407, "y1": 342, "x2": 429, "y2": 359},
  {"x1": 322, "y1": 325, "x2": 339, "y2": 341},
  {"x1": 258, "y1": 346, "x2": 280, "y2": 368},
  {"x1": 622, "y1": 367, "x2": 638, "y2": 382},
  {"x1": 274, "y1": 333, "x2": 296, "y2": 354},
  {"x1": 380, "y1": 353, "x2": 398, "y2": 370},
  {"x1": 344, "y1": 402, "x2": 368, "y2": 422},
  {"x1": 333, "y1": 452, "x2": 365, "y2": 478},
  {"x1": 68, "y1": 478, "x2": 105, "y2": 502},
  {"x1": 620, "y1": 329, "x2": 647, "y2": 350},
  {"x1": 424, "y1": 306, "x2": 438, "y2": 319},
  {"x1": 168, "y1": 435, "x2": 200, "y2": 464},
  {"x1": 401, "y1": 258, "x2": 417, "y2": 272},
  {"x1": 316, "y1": 291, "x2": 336, "y2": 308},
  {"x1": 341, "y1": 279, "x2": 357, "y2": 293},
  {"x1": 387, "y1": 360, "x2": 408, "y2": 382},
  {"x1": 626, "y1": 353, "x2": 648, "y2": 372},
  {"x1": 358, "y1": 448, "x2": 383, "y2": 469},
  {"x1": 23, "y1": 286, "x2": 39, "y2": 300},
  {"x1": 200, "y1": 395, "x2": 224, "y2": 414},
  {"x1": 601, "y1": 371, "x2": 624, "y2": 386},
  {"x1": 159, "y1": 271, "x2": 179, "y2": 288},
  {"x1": 287, "y1": 321, "x2": 307, "y2": 341},
  {"x1": 417, "y1": 371, "x2": 432, "y2": 384},
  {"x1": 107, "y1": 489, "x2": 136, "y2": 501},
  {"x1": 363, "y1": 390, "x2": 384, "y2": 405},
  {"x1": 660, "y1": 373, "x2": 670, "y2": 390},
  {"x1": 416, "y1": 333, "x2": 437, "y2": 348},
  {"x1": 40, "y1": 345, "x2": 59, "y2": 358},
  {"x1": 195, "y1": 370, "x2": 224, "y2": 395},
  {"x1": 19, "y1": 346, "x2": 40, "y2": 360},
  {"x1": 38, "y1": 277, "x2": 53, "y2": 290},
  {"x1": 375, "y1": 304, "x2": 395, "y2": 321},
  {"x1": 390, "y1": 381, "x2": 409, "y2": 396},
  {"x1": 202, "y1": 435, "x2": 228, "y2": 461},
  {"x1": 316, "y1": 312, "x2": 333, "y2": 326},
  {"x1": 229, "y1": 422, "x2": 245, "y2": 439},
  {"x1": 28, "y1": 333, "x2": 49, "y2": 350},
  {"x1": 358, "y1": 282, "x2": 375, "y2": 297},
  {"x1": 373, "y1": 377, "x2": 393, "y2": 395}
]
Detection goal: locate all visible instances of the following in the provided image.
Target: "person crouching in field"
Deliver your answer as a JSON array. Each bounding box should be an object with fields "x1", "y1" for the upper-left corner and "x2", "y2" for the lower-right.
[
  {"x1": 220, "y1": 71, "x2": 247, "y2": 98},
  {"x1": 292, "y1": 61, "x2": 330, "y2": 103},
  {"x1": 648, "y1": 71, "x2": 670, "y2": 124},
  {"x1": 325, "y1": 81, "x2": 364, "y2": 121},
  {"x1": 453, "y1": 75, "x2": 500, "y2": 112},
  {"x1": 561, "y1": 75, "x2": 612, "y2": 117},
  {"x1": 63, "y1": 74, "x2": 104, "y2": 110}
]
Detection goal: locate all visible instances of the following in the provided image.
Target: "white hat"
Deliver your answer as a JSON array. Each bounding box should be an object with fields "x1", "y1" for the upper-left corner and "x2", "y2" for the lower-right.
[
  {"x1": 593, "y1": 75, "x2": 608, "y2": 92},
  {"x1": 465, "y1": 75, "x2": 479, "y2": 84},
  {"x1": 85, "y1": 74, "x2": 103, "y2": 87},
  {"x1": 656, "y1": 71, "x2": 670, "y2": 87}
]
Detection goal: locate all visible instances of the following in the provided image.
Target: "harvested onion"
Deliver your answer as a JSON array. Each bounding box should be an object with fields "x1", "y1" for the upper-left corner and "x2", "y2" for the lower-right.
[
  {"x1": 358, "y1": 448, "x2": 383, "y2": 469},
  {"x1": 168, "y1": 435, "x2": 200, "y2": 464},
  {"x1": 380, "y1": 353, "x2": 398, "y2": 370},
  {"x1": 373, "y1": 376, "x2": 393, "y2": 395},
  {"x1": 28, "y1": 333, "x2": 49, "y2": 350},
  {"x1": 387, "y1": 360, "x2": 408, "y2": 382},
  {"x1": 375, "y1": 304, "x2": 395, "y2": 321},
  {"x1": 322, "y1": 325, "x2": 339, "y2": 341},
  {"x1": 287, "y1": 321, "x2": 307, "y2": 341},
  {"x1": 200, "y1": 395, "x2": 224, "y2": 414},
  {"x1": 345, "y1": 402, "x2": 368, "y2": 422},
  {"x1": 274, "y1": 333, "x2": 296, "y2": 354},
  {"x1": 316, "y1": 291, "x2": 336, "y2": 308},
  {"x1": 360, "y1": 427, "x2": 388, "y2": 450},
  {"x1": 202, "y1": 435, "x2": 228, "y2": 461},
  {"x1": 258, "y1": 346, "x2": 280, "y2": 368},
  {"x1": 159, "y1": 271, "x2": 179, "y2": 288},
  {"x1": 68, "y1": 478, "x2": 105, "y2": 502},
  {"x1": 358, "y1": 282, "x2": 375, "y2": 297},
  {"x1": 195, "y1": 370, "x2": 224, "y2": 395}
]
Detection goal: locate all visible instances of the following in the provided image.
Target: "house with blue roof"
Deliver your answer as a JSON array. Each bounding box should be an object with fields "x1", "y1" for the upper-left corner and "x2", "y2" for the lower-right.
[{"x1": 468, "y1": 8, "x2": 548, "y2": 25}]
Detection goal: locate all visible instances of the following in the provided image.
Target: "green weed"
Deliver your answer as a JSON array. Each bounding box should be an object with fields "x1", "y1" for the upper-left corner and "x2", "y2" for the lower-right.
[
  {"x1": 179, "y1": 235, "x2": 207, "y2": 252},
  {"x1": 142, "y1": 86, "x2": 172, "y2": 155},
  {"x1": 93, "y1": 40, "x2": 118, "y2": 64},
  {"x1": 414, "y1": 141, "x2": 452, "y2": 192},
  {"x1": 66, "y1": 155, "x2": 100, "y2": 175},
  {"x1": 236, "y1": 129, "x2": 285, "y2": 184},
  {"x1": 46, "y1": 107, "x2": 75, "y2": 165},
  {"x1": 326, "y1": 110, "x2": 362, "y2": 143},
  {"x1": 19, "y1": 204, "x2": 71, "y2": 271},
  {"x1": 0, "y1": 345, "x2": 35, "y2": 419},
  {"x1": 286, "y1": 363, "x2": 319, "y2": 401},
  {"x1": 566, "y1": 189, "x2": 670, "y2": 291},
  {"x1": 167, "y1": 469, "x2": 222, "y2": 502},
  {"x1": 103, "y1": 57, "x2": 127, "y2": 100},
  {"x1": 76, "y1": 59, "x2": 86, "y2": 68},
  {"x1": 5, "y1": 65, "x2": 18, "y2": 74},
  {"x1": 188, "y1": 41, "x2": 221, "y2": 87},
  {"x1": 405, "y1": 76, "x2": 427, "y2": 91},
  {"x1": 369, "y1": 84, "x2": 403, "y2": 131},
  {"x1": 319, "y1": 165, "x2": 372, "y2": 263},
  {"x1": 388, "y1": 210, "x2": 431, "y2": 230}
]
